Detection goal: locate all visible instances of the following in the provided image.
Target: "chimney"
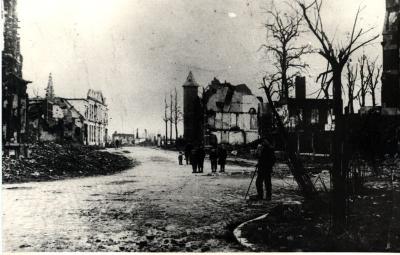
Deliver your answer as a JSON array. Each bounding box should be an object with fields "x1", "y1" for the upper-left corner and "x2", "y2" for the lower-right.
[{"x1": 295, "y1": 76, "x2": 306, "y2": 99}]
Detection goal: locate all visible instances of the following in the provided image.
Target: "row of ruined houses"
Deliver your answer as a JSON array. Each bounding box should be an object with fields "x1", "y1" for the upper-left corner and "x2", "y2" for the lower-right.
[
  {"x1": 183, "y1": 72, "x2": 337, "y2": 155},
  {"x1": 2, "y1": 0, "x2": 109, "y2": 157},
  {"x1": 28, "y1": 82, "x2": 109, "y2": 147},
  {"x1": 183, "y1": 71, "x2": 400, "y2": 155}
]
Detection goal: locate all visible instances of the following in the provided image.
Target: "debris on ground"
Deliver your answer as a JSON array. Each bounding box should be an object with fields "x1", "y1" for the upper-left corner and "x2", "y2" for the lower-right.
[
  {"x1": 2, "y1": 142, "x2": 136, "y2": 184},
  {"x1": 240, "y1": 175, "x2": 400, "y2": 252}
]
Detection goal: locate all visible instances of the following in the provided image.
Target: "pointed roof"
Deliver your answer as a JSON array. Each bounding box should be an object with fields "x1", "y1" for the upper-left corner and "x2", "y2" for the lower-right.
[
  {"x1": 45, "y1": 72, "x2": 55, "y2": 100},
  {"x1": 183, "y1": 71, "x2": 199, "y2": 87}
]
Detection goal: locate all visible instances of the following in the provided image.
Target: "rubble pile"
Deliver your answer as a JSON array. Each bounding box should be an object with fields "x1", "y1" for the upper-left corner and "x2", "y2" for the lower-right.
[{"x1": 2, "y1": 142, "x2": 135, "y2": 183}]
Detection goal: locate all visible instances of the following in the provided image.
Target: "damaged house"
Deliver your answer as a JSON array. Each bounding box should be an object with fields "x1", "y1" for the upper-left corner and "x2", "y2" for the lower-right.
[
  {"x1": 203, "y1": 78, "x2": 262, "y2": 145},
  {"x1": 28, "y1": 76, "x2": 108, "y2": 147},
  {"x1": 182, "y1": 72, "x2": 264, "y2": 146},
  {"x1": 272, "y1": 76, "x2": 334, "y2": 154},
  {"x1": 28, "y1": 96, "x2": 85, "y2": 143}
]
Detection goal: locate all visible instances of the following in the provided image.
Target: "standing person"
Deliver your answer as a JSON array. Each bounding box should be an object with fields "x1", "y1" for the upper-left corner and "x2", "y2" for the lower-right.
[
  {"x1": 184, "y1": 143, "x2": 192, "y2": 165},
  {"x1": 255, "y1": 139, "x2": 276, "y2": 200},
  {"x1": 209, "y1": 147, "x2": 218, "y2": 173},
  {"x1": 218, "y1": 145, "x2": 227, "y2": 173},
  {"x1": 190, "y1": 147, "x2": 198, "y2": 173},
  {"x1": 115, "y1": 139, "x2": 120, "y2": 149},
  {"x1": 197, "y1": 146, "x2": 205, "y2": 173},
  {"x1": 178, "y1": 151, "x2": 183, "y2": 165}
]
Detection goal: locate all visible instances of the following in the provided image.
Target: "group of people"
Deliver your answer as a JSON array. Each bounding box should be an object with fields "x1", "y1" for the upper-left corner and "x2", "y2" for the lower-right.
[
  {"x1": 178, "y1": 139, "x2": 276, "y2": 201},
  {"x1": 178, "y1": 144, "x2": 228, "y2": 173}
]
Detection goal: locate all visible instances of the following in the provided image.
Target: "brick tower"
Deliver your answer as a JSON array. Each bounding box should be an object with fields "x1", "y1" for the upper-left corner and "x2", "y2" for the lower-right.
[{"x1": 182, "y1": 71, "x2": 203, "y2": 145}]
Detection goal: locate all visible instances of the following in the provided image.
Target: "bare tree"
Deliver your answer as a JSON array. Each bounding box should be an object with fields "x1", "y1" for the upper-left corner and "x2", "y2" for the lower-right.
[
  {"x1": 316, "y1": 63, "x2": 332, "y2": 100},
  {"x1": 163, "y1": 95, "x2": 169, "y2": 146},
  {"x1": 297, "y1": 0, "x2": 379, "y2": 233},
  {"x1": 345, "y1": 61, "x2": 358, "y2": 114},
  {"x1": 261, "y1": 6, "x2": 312, "y2": 101},
  {"x1": 172, "y1": 88, "x2": 183, "y2": 141},
  {"x1": 261, "y1": 6, "x2": 316, "y2": 198},
  {"x1": 366, "y1": 58, "x2": 382, "y2": 107}
]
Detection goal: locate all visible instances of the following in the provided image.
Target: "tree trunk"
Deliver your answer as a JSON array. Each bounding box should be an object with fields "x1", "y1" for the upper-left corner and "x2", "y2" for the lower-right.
[
  {"x1": 165, "y1": 121, "x2": 168, "y2": 147},
  {"x1": 175, "y1": 122, "x2": 178, "y2": 141},
  {"x1": 170, "y1": 94, "x2": 173, "y2": 144},
  {"x1": 372, "y1": 90, "x2": 376, "y2": 107},
  {"x1": 331, "y1": 69, "x2": 347, "y2": 234}
]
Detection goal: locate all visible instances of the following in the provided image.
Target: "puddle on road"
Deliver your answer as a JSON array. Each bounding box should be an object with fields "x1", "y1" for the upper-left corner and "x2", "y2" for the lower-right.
[
  {"x1": 106, "y1": 180, "x2": 137, "y2": 185},
  {"x1": 4, "y1": 186, "x2": 34, "y2": 190},
  {"x1": 105, "y1": 198, "x2": 138, "y2": 202},
  {"x1": 120, "y1": 190, "x2": 143, "y2": 195},
  {"x1": 149, "y1": 156, "x2": 173, "y2": 163}
]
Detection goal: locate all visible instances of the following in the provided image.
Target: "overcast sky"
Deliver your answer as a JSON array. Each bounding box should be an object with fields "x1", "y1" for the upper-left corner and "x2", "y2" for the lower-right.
[{"x1": 17, "y1": 0, "x2": 385, "y2": 135}]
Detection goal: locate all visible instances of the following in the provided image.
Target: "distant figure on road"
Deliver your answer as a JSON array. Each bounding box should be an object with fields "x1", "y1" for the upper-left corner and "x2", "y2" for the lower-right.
[
  {"x1": 115, "y1": 139, "x2": 120, "y2": 149},
  {"x1": 209, "y1": 147, "x2": 218, "y2": 173},
  {"x1": 255, "y1": 139, "x2": 276, "y2": 201},
  {"x1": 184, "y1": 143, "x2": 192, "y2": 165},
  {"x1": 178, "y1": 151, "x2": 183, "y2": 165},
  {"x1": 190, "y1": 147, "x2": 198, "y2": 173},
  {"x1": 218, "y1": 145, "x2": 227, "y2": 173},
  {"x1": 197, "y1": 146, "x2": 205, "y2": 173}
]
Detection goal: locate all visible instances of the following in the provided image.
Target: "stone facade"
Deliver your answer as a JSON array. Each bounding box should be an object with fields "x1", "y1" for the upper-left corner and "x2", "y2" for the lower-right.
[
  {"x1": 67, "y1": 89, "x2": 108, "y2": 147},
  {"x1": 2, "y1": 0, "x2": 31, "y2": 156},
  {"x1": 382, "y1": 0, "x2": 400, "y2": 108}
]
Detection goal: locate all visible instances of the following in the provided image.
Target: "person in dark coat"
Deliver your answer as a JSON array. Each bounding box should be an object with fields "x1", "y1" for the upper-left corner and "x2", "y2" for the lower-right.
[
  {"x1": 184, "y1": 143, "x2": 192, "y2": 165},
  {"x1": 190, "y1": 147, "x2": 198, "y2": 173},
  {"x1": 255, "y1": 139, "x2": 276, "y2": 200},
  {"x1": 218, "y1": 145, "x2": 227, "y2": 173},
  {"x1": 178, "y1": 151, "x2": 183, "y2": 165},
  {"x1": 209, "y1": 147, "x2": 218, "y2": 173},
  {"x1": 197, "y1": 146, "x2": 205, "y2": 173}
]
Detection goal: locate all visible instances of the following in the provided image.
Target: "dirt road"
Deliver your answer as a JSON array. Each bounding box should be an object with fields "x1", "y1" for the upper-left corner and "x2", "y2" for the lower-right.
[{"x1": 2, "y1": 147, "x2": 299, "y2": 252}]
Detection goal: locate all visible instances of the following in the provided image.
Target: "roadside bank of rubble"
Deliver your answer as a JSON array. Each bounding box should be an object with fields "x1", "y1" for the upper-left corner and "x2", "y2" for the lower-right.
[{"x1": 2, "y1": 142, "x2": 136, "y2": 184}]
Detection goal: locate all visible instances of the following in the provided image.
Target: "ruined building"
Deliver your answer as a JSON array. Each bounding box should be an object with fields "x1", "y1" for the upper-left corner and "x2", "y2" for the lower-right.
[
  {"x1": 203, "y1": 78, "x2": 262, "y2": 145},
  {"x1": 2, "y1": 0, "x2": 31, "y2": 156},
  {"x1": 182, "y1": 72, "x2": 264, "y2": 146},
  {"x1": 272, "y1": 76, "x2": 334, "y2": 154},
  {"x1": 28, "y1": 76, "x2": 109, "y2": 147},
  {"x1": 382, "y1": 0, "x2": 400, "y2": 108}
]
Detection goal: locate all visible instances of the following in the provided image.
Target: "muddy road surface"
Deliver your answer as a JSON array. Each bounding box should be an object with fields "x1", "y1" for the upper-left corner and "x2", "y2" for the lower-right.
[{"x1": 3, "y1": 147, "x2": 298, "y2": 252}]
